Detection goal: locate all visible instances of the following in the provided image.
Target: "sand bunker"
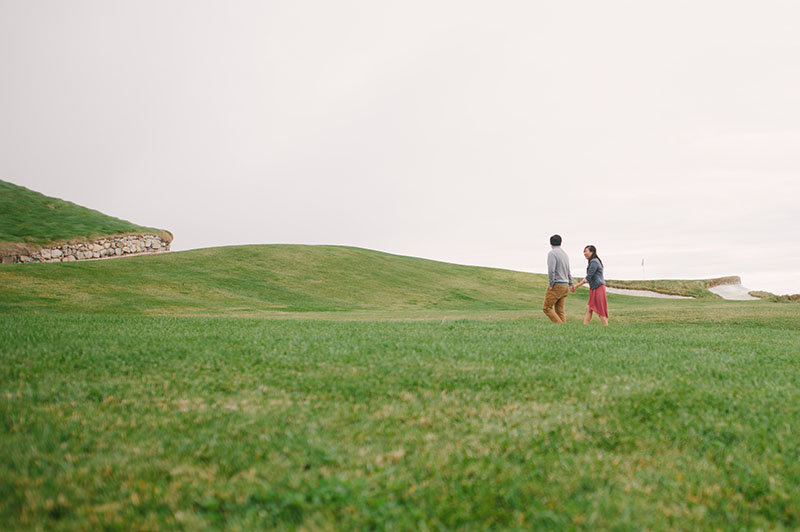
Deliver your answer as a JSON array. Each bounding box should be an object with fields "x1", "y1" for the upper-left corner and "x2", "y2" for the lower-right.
[
  {"x1": 708, "y1": 283, "x2": 759, "y2": 301},
  {"x1": 606, "y1": 283, "x2": 760, "y2": 301},
  {"x1": 606, "y1": 287, "x2": 693, "y2": 299}
]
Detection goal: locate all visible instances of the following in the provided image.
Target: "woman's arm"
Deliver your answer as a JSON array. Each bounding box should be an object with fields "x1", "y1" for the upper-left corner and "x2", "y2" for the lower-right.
[{"x1": 571, "y1": 278, "x2": 587, "y2": 292}]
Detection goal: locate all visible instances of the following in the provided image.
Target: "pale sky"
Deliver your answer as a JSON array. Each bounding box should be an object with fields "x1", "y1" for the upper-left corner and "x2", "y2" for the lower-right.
[{"x1": 2, "y1": 1, "x2": 799, "y2": 294}]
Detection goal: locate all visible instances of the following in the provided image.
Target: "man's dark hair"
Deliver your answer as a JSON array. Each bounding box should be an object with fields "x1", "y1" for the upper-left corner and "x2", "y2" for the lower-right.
[{"x1": 550, "y1": 234, "x2": 562, "y2": 246}]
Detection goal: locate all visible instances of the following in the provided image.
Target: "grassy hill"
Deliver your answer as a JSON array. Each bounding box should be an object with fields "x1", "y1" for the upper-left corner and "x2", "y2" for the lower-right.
[
  {"x1": 0, "y1": 179, "x2": 171, "y2": 253},
  {"x1": 2, "y1": 243, "x2": 788, "y2": 326},
  {"x1": 0, "y1": 244, "x2": 552, "y2": 315}
]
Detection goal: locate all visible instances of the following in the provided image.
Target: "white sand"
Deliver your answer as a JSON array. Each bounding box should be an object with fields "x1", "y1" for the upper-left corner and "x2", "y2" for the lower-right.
[
  {"x1": 605, "y1": 283, "x2": 760, "y2": 301},
  {"x1": 606, "y1": 287, "x2": 693, "y2": 299},
  {"x1": 708, "y1": 283, "x2": 760, "y2": 301}
]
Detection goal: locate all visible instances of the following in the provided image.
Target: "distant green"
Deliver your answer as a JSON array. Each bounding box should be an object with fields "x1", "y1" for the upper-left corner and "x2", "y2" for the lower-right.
[
  {"x1": 606, "y1": 277, "x2": 741, "y2": 299},
  {"x1": 0, "y1": 179, "x2": 169, "y2": 248}
]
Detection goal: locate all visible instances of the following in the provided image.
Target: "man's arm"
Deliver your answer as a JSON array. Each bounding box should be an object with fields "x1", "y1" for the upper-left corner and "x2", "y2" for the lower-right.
[
  {"x1": 547, "y1": 252, "x2": 555, "y2": 287},
  {"x1": 567, "y1": 256, "x2": 573, "y2": 287}
]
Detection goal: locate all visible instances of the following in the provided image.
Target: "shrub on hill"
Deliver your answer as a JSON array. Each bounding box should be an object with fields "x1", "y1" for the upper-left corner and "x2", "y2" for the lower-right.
[{"x1": 750, "y1": 290, "x2": 800, "y2": 303}]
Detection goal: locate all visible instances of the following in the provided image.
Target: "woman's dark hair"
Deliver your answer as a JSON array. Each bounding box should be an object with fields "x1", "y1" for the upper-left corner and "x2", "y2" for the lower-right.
[{"x1": 584, "y1": 245, "x2": 603, "y2": 267}]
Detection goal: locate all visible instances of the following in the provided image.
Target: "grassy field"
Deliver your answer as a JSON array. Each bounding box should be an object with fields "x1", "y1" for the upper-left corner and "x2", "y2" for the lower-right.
[
  {"x1": 0, "y1": 244, "x2": 735, "y2": 317},
  {"x1": 0, "y1": 180, "x2": 170, "y2": 252},
  {"x1": 2, "y1": 246, "x2": 800, "y2": 530}
]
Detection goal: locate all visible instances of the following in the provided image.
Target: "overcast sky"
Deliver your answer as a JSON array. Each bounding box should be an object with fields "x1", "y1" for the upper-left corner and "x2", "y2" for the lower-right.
[{"x1": 2, "y1": 1, "x2": 799, "y2": 293}]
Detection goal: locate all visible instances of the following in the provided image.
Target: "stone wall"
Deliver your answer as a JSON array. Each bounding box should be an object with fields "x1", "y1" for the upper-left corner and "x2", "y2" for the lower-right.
[{"x1": 1, "y1": 234, "x2": 171, "y2": 264}]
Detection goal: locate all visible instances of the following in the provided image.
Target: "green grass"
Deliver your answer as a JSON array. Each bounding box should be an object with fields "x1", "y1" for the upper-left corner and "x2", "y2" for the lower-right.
[
  {"x1": 2, "y1": 314, "x2": 799, "y2": 531},
  {"x1": 2, "y1": 245, "x2": 800, "y2": 530},
  {"x1": 0, "y1": 180, "x2": 170, "y2": 251}
]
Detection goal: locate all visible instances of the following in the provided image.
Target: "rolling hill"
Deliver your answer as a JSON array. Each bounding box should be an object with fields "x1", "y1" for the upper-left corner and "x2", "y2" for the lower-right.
[
  {"x1": 1, "y1": 244, "x2": 742, "y2": 317},
  {"x1": 0, "y1": 244, "x2": 550, "y2": 314},
  {"x1": 2, "y1": 179, "x2": 771, "y2": 315}
]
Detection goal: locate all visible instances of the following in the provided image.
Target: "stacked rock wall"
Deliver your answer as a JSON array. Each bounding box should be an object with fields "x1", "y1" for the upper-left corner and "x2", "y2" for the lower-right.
[{"x1": 2, "y1": 234, "x2": 170, "y2": 264}]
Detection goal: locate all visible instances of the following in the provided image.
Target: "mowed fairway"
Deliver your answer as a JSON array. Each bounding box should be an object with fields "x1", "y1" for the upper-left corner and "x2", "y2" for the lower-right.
[{"x1": 2, "y1": 246, "x2": 800, "y2": 530}]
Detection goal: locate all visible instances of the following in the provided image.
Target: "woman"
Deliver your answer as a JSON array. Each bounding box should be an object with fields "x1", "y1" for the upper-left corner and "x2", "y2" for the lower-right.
[{"x1": 571, "y1": 245, "x2": 608, "y2": 325}]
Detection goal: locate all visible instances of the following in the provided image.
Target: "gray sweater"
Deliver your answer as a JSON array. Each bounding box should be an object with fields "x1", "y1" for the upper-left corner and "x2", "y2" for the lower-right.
[{"x1": 547, "y1": 246, "x2": 573, "y2": 287}]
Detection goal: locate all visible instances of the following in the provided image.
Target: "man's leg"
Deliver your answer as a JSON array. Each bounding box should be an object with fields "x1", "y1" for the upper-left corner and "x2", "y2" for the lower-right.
[
  {"x1": 554, "y1": 288, "x2": 568, "y2": 323},
  {"x1": 542, "y1": 287, "x2": 563, "y2": 323}
]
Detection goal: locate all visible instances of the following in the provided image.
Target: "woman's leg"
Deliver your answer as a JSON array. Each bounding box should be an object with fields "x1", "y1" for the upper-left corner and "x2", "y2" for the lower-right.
[
  {"x1": 584, "y1": 307, "x2": 593, "y2": 324},
  {"x1": 599, "y1": 292, "x2": 609, "y2": 325}
]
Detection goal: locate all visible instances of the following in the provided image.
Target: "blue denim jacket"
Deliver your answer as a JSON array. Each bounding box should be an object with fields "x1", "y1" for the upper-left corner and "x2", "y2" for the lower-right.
[{"x1": 584, "y1": 258, "x2": 605, "y2": 290}]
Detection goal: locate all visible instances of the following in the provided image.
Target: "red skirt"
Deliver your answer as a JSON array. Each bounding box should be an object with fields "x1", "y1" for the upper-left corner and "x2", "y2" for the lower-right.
[{"x1": 588, "y1": 285, "x2": 609, "y2": 318}]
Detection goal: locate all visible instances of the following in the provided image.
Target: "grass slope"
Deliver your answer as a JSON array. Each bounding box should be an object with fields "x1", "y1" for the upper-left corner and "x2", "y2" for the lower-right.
[
  {"x1": 2, "y1": 243, "x2": 751, "y2": 319},
  {"x1": 0, "y1": 244, "x2": 554, "y2": 315},
  {"x1": 4, "y1": 244, "x2": 790, "y2": 325},
  {"x1": 0, "y1": 180, "x2": 171, "y2": 252}
]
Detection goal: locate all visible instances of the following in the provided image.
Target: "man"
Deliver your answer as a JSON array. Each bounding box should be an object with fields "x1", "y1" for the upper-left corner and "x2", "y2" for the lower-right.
[{"x1": 543, "y1": 234, "x2": 572, "y2": 323}]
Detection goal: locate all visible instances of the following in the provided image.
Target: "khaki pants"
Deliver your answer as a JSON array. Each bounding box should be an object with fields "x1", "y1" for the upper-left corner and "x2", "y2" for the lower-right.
[{"x1": 543, "y1": 285, "x2": 569, "y2": 323}]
